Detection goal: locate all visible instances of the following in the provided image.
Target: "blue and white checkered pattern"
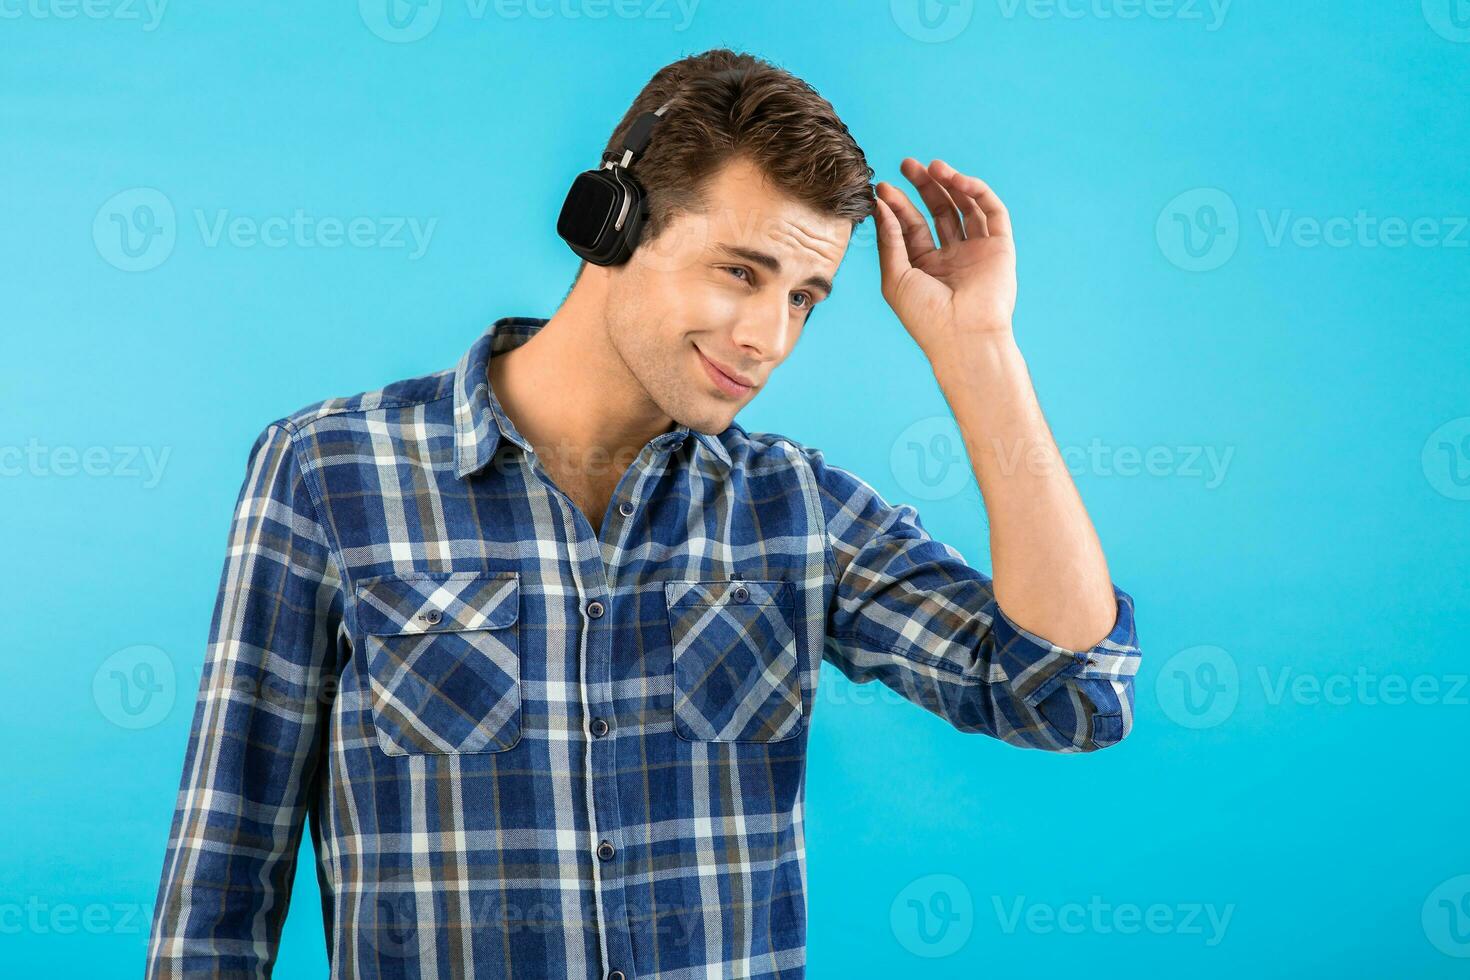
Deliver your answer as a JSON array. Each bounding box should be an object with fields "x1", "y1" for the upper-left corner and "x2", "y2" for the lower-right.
[{"x1": 146, "y1": 316, "x2": 1142, "y2": 979}]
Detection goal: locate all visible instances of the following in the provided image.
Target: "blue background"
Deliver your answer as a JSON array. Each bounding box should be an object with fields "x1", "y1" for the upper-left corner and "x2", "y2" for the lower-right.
[{"x1": 4, "y1": 1, "x2": 1468, "y2": 976}]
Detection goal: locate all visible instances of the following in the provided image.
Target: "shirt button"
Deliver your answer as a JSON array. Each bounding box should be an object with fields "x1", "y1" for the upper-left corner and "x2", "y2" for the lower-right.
[
  {"x1": 596, "y1": 840, "x2": 616, "y2": 861},
  {"x1": 587, "y1": 600, "x2": 605, "y2": 619},
  {"x1": 418, "y1": 608, "x2": 442, "y2": 625},
  {"x1": 608, "y1": 972, "x2": 626, "y2": 980},
  {"x1": 732, "y1": 585, "x2": 750, "y2": 603},
  {"x1": 590, "y1": 718, "x2": 610, "y2": 738},
  {"x1": 618, "y1": 501, "x2": 635, "y2": 517}
]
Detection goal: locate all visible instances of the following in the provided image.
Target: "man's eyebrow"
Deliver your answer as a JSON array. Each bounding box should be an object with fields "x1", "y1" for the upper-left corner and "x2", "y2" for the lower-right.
[{"x1": 714, "y1": 244, "x2": 834, "y2": 298}]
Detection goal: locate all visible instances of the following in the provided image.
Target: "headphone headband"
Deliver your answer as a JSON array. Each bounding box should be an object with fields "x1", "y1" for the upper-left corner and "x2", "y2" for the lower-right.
[{"x1": 558, "y1": 67, "x2": 747, "y2": 266}]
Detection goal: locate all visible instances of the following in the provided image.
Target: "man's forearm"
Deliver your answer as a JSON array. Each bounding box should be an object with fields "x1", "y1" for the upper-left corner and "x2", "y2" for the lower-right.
[{"x1": 931, "y1": 332, "x2": 1118, "y2": 651}]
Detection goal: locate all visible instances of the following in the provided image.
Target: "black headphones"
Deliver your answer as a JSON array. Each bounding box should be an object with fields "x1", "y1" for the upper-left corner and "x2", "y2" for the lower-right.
[{"x1": 557, "y1": 69, "x2": 745, "y2": 266}]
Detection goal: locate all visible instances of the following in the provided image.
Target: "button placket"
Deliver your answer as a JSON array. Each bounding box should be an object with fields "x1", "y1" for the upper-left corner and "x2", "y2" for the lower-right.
[{"x1": 571, "y1": 445, "x2": 660, "y2": 978}]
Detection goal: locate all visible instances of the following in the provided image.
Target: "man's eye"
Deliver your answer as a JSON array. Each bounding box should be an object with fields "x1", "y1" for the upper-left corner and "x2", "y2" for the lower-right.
[
  {"x1": 723, "y1": 266, "x2": 750, "y2": 282},
  {"x1": 791, "y1": 292, "x2": 811, "y2": 309}
]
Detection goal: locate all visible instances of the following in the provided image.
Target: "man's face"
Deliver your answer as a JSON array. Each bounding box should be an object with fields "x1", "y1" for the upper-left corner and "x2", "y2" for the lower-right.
[{"x1": 602, "y1": 155, "x2": 852, "y2": 434}]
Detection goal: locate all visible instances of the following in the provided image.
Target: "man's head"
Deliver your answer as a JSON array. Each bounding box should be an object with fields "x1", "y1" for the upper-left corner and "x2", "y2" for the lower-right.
[{"x1": 572, "y1": 49, "x2": 875, "y2": 435}]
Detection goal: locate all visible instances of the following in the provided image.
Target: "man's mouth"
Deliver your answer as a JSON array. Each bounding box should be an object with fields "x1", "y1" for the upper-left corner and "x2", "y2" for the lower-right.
[{"x1": 694, "y1": 345, "x2": 755, "y2": 398}]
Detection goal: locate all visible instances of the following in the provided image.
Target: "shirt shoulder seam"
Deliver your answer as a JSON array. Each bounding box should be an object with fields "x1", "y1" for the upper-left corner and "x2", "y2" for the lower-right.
[
  {"x1": 282, "y1": 389, "x2": 456, "y2": 432},
  {"x1": 772, "y1": 436, "x2": 841, "y2": 589},
  {"x1": 271, "y1": 418, "x2": 355, "y2": 606}
]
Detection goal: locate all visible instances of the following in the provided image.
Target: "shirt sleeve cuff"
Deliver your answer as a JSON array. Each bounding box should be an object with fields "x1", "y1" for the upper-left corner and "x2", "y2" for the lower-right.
[{"x1": 990, "y1": 585, "x2": 1141, "y2": 708}]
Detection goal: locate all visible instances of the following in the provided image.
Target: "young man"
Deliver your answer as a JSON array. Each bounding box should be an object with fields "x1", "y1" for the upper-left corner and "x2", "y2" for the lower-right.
[{"x1": 147, "y1": 48, "x2": 1141, "y2": 980}]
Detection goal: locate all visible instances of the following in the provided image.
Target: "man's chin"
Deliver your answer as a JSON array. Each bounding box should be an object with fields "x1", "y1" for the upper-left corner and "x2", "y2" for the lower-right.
[{"x1": 664, "y1": 399, "x2": 735, "y2": 437}]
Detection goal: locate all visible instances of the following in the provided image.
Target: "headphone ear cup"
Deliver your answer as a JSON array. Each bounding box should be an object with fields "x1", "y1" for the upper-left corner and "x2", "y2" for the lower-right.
[
  {"x1": 557, "y1": 167, "x2": 648, "y2": 266},
  {"x1": 608, "y1": 179, "x2": 648, "y2": 265}
]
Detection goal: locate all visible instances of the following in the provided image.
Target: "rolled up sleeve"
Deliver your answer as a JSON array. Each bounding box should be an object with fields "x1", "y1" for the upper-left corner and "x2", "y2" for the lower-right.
[{"x1": 801, "y1": 445, "x2": 1141, "y2": 752}]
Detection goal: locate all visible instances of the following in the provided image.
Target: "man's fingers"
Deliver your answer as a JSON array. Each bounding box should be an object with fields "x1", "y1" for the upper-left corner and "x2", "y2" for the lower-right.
[
  {"x1": 876, "y1": 180, "x2": 936, "y2": 260},
  {"x1": 930, "y1": 160, "x2": 1012, "y2": 239},
  {"x1": 873, "y1": 196, "x2": 912, "y2": 292},
  {"x1": 929, "y1": 161, "x2": 989, "y2": 237},
  {"x1": 901, "y1": 157, "x2": 966, "y2": 247}
]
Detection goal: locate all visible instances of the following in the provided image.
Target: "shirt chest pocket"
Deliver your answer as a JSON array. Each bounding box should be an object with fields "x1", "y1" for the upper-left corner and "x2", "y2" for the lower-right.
[
  {"x1": 664, "y1": 579, "x2": 804, "y2": 743},
  {"x1": 354, "y1": 571, "x2": 522, "y2": 757}
]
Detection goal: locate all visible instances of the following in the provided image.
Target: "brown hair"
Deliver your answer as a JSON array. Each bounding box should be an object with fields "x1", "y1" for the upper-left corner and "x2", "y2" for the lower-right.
[{"x1": 577, "y1": 48, "x2": 874, "y2": 275}]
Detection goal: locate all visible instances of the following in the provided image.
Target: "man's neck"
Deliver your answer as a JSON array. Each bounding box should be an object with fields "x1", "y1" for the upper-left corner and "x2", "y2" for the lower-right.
[{"x1": 486, "y1": 273, "x2": 677, "y2": 489}]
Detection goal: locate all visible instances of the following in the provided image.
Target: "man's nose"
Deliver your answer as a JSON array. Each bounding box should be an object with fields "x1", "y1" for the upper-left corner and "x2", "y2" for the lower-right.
[{"x1": 731, "y1": 296, "x2": 794, "y2": 362}]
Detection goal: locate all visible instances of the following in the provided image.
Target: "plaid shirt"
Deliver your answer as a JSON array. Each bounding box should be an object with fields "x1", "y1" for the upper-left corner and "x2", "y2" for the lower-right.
[{"x1": 146, "y1": 316, "x2": 1142, "y2": 980}]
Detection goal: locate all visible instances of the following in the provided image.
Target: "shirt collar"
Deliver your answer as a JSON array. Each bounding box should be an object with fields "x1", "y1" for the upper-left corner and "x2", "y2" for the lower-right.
[{"x1": 453, "y1": 316, "x2": 733, "y2": 479}]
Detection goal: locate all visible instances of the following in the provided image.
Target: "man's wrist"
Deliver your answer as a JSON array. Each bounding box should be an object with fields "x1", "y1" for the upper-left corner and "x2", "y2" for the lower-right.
[{"x1": 926, "y1": 327, "x2": 1026, "y2": 395}]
